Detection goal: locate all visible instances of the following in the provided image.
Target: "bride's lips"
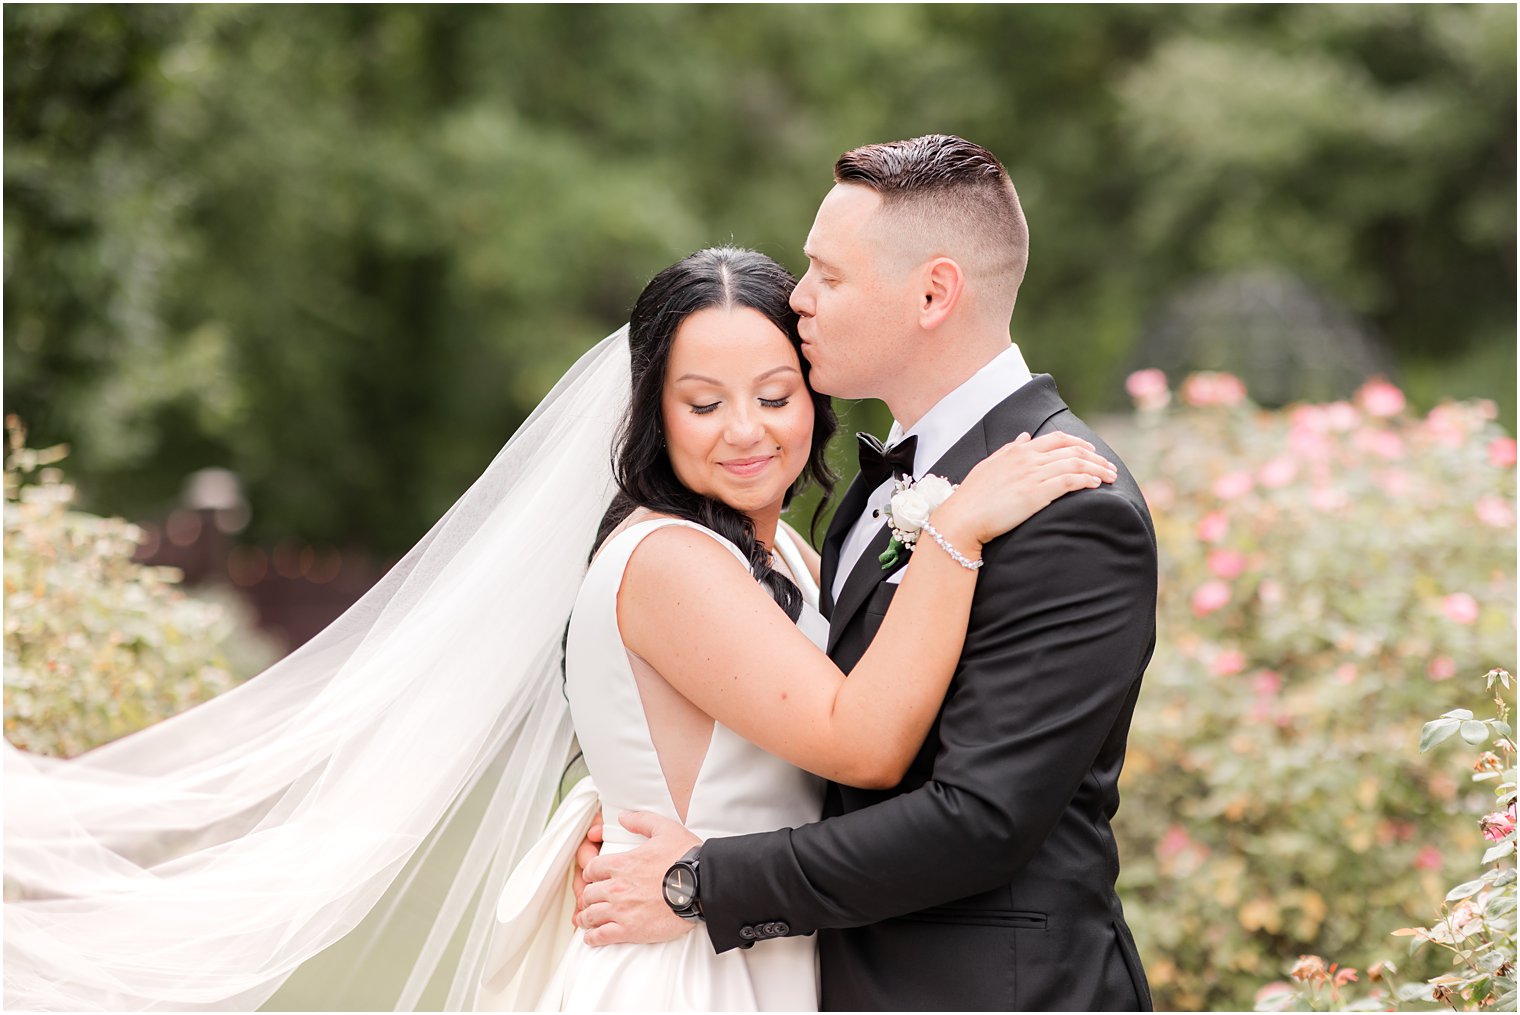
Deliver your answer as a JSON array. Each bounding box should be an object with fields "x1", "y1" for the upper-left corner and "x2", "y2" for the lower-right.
[{"x1": 719, "y1": 455, "x2": 774, "y2": 478}]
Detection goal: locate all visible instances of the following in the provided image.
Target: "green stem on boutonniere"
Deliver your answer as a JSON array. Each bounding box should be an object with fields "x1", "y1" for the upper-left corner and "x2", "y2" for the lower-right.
[{"x1": 879, "y1": 537, "x2": 904, "y2": 570}]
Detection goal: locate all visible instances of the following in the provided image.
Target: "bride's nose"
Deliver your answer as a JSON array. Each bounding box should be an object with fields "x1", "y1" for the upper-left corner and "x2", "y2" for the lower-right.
[{"x1": 723, "y1": 404, "x2": 765, "y2": 448}]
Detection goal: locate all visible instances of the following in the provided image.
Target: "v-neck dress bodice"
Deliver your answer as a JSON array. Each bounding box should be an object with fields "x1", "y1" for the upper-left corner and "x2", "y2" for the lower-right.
[{"x1": 480, "y1": 517, "x2": 825, "y2": 1011}]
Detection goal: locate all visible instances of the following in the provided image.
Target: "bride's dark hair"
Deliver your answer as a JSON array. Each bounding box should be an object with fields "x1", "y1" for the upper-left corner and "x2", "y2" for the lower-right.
[{"x1": 593, "y1": 246, "x2": 838, "y2": 621}]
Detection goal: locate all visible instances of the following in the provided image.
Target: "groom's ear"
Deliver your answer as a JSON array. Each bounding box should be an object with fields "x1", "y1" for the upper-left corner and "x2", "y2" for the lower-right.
[{"x1": 917, "y1": 256, "x2": 964, "y2": 331}]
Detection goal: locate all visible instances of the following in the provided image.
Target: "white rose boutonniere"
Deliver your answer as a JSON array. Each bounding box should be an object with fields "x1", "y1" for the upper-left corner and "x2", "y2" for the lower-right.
[{"x1": 880, "y1": 473, "x2": 959, "y2": 569}]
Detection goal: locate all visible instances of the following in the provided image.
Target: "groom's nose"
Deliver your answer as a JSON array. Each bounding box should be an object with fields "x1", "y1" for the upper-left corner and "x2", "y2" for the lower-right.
[{"x1": 789, "y1": 277, "x2": 813, "y2": 318}]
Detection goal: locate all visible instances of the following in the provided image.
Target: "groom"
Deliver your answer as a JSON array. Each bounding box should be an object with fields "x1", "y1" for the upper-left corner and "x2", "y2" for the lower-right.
[{"x1": 579, "y1": 134, "x2": 1157, "y2": 1011}]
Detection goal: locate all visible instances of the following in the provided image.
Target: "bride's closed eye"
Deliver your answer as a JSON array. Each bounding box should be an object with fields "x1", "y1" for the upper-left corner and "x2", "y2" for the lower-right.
[{"x1": 690, "y1": 397, "x2": 791, "y2": 415}]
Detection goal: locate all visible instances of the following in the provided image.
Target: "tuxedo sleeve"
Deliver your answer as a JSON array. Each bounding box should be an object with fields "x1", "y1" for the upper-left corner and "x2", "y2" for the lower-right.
[{"x1": 698, "y1": 488, "x2": 1157, "y2": 953}]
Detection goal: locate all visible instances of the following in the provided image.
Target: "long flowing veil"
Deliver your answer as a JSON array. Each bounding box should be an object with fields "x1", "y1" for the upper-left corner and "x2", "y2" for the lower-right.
[{"x1": 4, "y1": 327, "x2": 632, "y2": 1010}]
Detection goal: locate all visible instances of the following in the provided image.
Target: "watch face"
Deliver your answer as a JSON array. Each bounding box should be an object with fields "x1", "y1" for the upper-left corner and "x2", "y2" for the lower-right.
[{"x1": 664, "y1": 865, "x2": 695, "y2": 909}]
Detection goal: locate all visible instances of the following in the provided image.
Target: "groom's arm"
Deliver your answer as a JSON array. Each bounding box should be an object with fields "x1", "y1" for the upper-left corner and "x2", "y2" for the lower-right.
[{"x1": 699, "y1": 487, "x2": 1156, "y2": 952}]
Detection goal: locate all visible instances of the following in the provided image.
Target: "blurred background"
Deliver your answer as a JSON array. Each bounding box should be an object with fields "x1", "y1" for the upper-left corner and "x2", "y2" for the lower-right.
[{"x1": 4, "y1": 4, "x2": 1516, "y2": 1011}]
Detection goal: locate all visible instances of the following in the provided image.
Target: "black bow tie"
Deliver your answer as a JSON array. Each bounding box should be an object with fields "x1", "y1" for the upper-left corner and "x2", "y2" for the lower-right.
[{"x1": 856, "y1": 432, "x2": 918, "y2": 490}]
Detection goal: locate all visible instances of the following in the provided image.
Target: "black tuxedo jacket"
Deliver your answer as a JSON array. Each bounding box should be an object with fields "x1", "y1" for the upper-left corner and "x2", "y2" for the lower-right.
[{"x1": 700, "y1": 376, "x2": 1157, "y2": 1011}]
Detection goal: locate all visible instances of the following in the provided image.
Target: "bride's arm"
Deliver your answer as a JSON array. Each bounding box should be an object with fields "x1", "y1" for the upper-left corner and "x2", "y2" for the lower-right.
[{"x1": 619, "y1": 432, "x2": 1115, "y2": 789}]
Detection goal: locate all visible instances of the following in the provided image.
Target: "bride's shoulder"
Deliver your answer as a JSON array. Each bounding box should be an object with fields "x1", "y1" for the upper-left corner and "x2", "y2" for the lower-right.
[{"x1": 596, "y1": 510, "x2": 736, "y2": 566}]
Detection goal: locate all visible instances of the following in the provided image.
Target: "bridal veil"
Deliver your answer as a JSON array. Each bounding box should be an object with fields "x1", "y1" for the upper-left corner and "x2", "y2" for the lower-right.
[{"x1": 4, "y1": 328, "x2": 632, "y2": 1009}]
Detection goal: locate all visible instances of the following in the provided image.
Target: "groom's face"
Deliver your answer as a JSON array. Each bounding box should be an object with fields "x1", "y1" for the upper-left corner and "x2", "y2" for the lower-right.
[{"x1": 791, "y1": 184, "x2": 915, "y2": 399}]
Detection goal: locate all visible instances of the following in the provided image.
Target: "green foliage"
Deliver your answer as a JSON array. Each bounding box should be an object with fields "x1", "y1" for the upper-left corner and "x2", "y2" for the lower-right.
[
  {"x1": 3, "y1": 418, "x2": 276, "y2": 758},
  {"x1": 4, "y1": 5, "x2": 1513, "y2": 558},
  {"x1": 1114, "y1": 372, "x2": 1517, "y2": 1010},
  {"x1": 1258, "y1": 670, "x2": 1516, "y2": 1012}
]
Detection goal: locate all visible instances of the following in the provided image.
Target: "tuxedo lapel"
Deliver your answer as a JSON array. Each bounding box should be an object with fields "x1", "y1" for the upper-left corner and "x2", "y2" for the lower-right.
[
  {"x1": 824, "y1": 375, "x2": 1070, "y2": 655},
  {"x1": 819, "y1": 475, "x2": 869, "y2": 619}
]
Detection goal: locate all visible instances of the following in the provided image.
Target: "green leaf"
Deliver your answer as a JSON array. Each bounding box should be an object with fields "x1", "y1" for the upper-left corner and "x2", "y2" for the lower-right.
[
  {"x1": 1460, "y1": 720, "x2": 1490, "y2": 745},
  {"x1": 1442, "y1": 709, "x2": 1476, "y2": 721},
  {"x1": 1446, "y1": 878, "x2": 1486, "y2": 901},
  {"x1": 1482, "y1": 841, "x2": 1516, "y2": 865},
  {"x1": 1421, "y1": 718, "x2": 1461, "y2": 751}
]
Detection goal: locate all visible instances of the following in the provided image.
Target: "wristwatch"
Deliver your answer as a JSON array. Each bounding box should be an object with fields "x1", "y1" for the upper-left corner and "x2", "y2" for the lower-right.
[{"x1": 662, "y1": 845, "x2": 704, "y2": 922}]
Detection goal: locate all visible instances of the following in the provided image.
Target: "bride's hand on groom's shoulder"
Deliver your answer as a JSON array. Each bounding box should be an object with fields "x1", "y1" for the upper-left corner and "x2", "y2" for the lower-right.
[
  {"x1": 946, "y1": 430, "x2": 1118, "y2": 544},
  {"x1": 576, "y1": 811, "x2": 701, "y2": 946}
]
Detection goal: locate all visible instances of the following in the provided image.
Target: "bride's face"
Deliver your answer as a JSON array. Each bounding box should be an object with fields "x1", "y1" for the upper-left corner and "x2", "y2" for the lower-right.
[{"x1": 661, "y1": 306, "x2": 815, "y2": 522}]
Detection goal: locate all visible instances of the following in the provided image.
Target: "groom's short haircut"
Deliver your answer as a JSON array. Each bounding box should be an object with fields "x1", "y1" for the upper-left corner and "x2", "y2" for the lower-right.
[{"x1": 834, "y1": 134, "x2": 1029, "y2": 313}]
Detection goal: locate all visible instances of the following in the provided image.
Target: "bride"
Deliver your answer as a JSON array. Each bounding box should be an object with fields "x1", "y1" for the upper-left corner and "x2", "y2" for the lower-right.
[{"x1": 3, "y1": 247, "x2": 1113, "y2": 1011}]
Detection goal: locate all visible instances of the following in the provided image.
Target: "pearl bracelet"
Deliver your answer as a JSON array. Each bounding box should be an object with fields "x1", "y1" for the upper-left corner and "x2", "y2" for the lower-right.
[{"x1": 920, "y1": 521, "x2": 984, "y2": 571}]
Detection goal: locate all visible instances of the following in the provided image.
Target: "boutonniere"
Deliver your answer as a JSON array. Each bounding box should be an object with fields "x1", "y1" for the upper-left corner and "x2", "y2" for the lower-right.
[{"x1": 879, "y1": 474, "x2": 958, "y2": 569}]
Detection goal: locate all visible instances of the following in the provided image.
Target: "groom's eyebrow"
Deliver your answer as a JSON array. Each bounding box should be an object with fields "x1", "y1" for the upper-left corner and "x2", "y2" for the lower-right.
[{"x1": 803, "y1": 247, "x2": 841, "y2": 273}]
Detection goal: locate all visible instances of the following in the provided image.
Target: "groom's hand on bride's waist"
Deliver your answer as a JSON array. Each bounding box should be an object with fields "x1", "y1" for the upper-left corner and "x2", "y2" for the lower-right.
[{"x1": 576, "y1": 810, "x2": 702, "y2": 946}]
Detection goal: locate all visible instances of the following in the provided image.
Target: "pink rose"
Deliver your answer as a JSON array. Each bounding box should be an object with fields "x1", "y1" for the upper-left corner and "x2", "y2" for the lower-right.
[
  {"x1": 1425, "y1": 405, "x2": 1466, "y2": 448},
  {"x1": 1208, "y1": 549, "x2": 1247, "y2": 580},
  {"x1": 1212, "y1": 470, "x2": 1255, "y2": 501},
  {"x1": 1353, "y1": 428, "x2": 1404, "y2": 460},
  {"x1": 1357, "y1": 378, "x2": 1406, "y2": 417},
  {"x1": 1334, "y1": 663, "x2": 1357, "y2": 684},
  {"x1": 1191, "y1": 580, "x2": 1231, "y2": 617},
  {"x1": 1212, "y1": 649, "x2": 1247, "y2": 676},
  {"x1": 1125, "y1": 369, "x2": 1171, "y2": 411},
  {"x1": 1181, "y1": 371, "x2": 1247, "y2": 408},
  {"x1": 1310, "y1": 488, "x2": 1350, "y2": 513},
  {"x1": 1489, "y1": 436, "x2": 1517, "y2": 468},
  {"x1": 1252, "y1": 670, "x2": 1283, "y2": 697},
  {"x1": 1480, "y1": 805, "x2": 1516, "y2": 842},
  {"x1": 1324, "y1": 402, "x2": 1360, "y2": 432},
  {"x1": 1475, "y1": 495, "x2": 1516, "y2": 528},
  {"x1": 1258, "y1": 456, "x2": 1298, "y2": 488},
  {"x1": 1441, "y1": 593, "x2": 1480, "y2": 625},
  {"x1": 1197, "y1": 510, "x2": 1229, "y2": 543},
  {"x1": 1428, "y1": 656, "x2": 1458, "y2": 681},
  {"x1": 1414, "y1": 845, "x2": 1444, "y2": 871}
]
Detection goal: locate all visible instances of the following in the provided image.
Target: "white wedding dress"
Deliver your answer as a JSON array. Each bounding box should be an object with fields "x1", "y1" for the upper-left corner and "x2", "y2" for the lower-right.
[{"x1": 477, "y1": 517, "x2": 827, "y2": 1011}]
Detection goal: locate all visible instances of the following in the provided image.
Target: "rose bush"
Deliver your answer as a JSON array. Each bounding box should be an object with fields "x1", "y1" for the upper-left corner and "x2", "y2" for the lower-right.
[
  {"x1": 1113, "y1": 374, "x2": 1516, "y2": 1010},
  {"x1": 1258, "y1": 670, "x2": 1515, "y2": 1012},
  {"x1": 4, "y1": 417, "x2": 276, "y2": 758}
]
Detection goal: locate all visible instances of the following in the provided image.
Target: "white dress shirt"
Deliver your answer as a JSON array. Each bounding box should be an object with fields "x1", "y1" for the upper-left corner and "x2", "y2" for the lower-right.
[{"x1": 831, "y1": 344, "x2": 1035, "y2": 604}]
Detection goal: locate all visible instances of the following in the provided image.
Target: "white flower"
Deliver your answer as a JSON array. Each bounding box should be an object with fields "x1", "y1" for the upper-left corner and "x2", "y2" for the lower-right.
[
  {"x1": 890, "y1": 487, "x2": 933, "y2": 533},
  {"x1": 914, "y1": 474, "x2": 955, "y2": 509}
]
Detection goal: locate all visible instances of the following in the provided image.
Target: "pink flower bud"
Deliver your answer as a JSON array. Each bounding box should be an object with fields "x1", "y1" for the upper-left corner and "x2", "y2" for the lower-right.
[
  {"x1": 1414, "y1": 845, "x2": 1444, "y2": 870},
  {"x1": 1489, "y1": 436, "x2": 1517, "y2": 468},
  {"x1": 1125, "y1": 369, "x2": 1171, "y2": 411},
  {"x1": 1475, "y1": 495, "x2": 1515, "y2": 528},
  {"x1": 1208, "y1": 549, "x2": 1247, "y2": 580},
  {"x1": 1212, "y1": 471, "x2": 1255, "y2": 501},
  {"x1": 1191, "y1": 580, "x2": 1232, "y2": 617},
  {"x1": 1252, "y1": 670, "x2": 1283, "y2": 697},
  {"x1": 1441, "y1": 593, "x2": 1480, "y2": 626},
  {"x1": 1357, "y1": 378, "x2": 1406, "y2": 417},
  {"x1": 1258, "y1": 456, "x2": 1298, "y2": 488},
  {"x1": 1427, "y1": 656, "x2": 1458, "y2": 681},
  {"x1": 1197, "y1": 510, "x2": 1229, "y2": 543},
  {"x1": 1211, "y1": 649, "x2": 1247, "y2": 676}
]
